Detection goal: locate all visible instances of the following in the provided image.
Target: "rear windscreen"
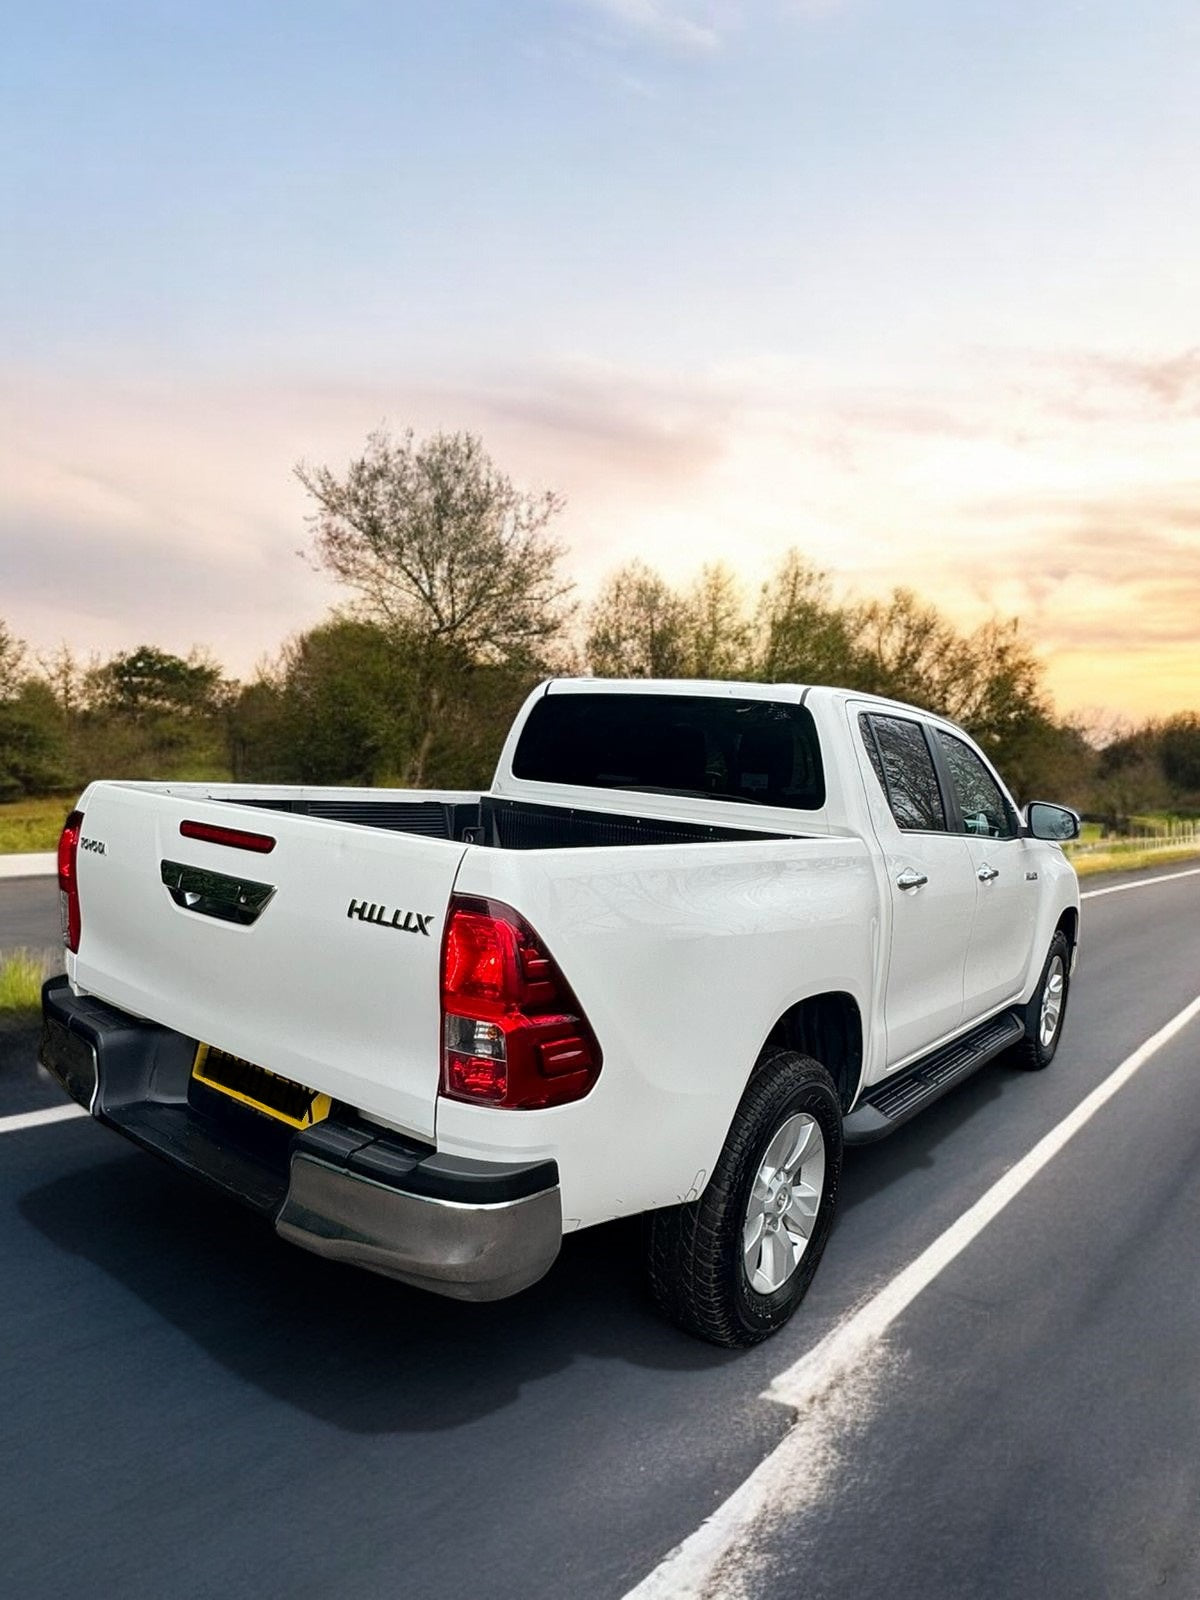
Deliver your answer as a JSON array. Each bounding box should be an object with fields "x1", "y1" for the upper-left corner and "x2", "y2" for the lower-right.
[{"x1": 512, "y1": 693, "x2": 825, "y2": 811}]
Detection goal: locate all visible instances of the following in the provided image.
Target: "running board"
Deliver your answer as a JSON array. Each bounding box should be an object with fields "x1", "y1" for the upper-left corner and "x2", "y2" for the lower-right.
[{"x1": 843, "y1": 1010, "x2": 1025, "y2": 1144}]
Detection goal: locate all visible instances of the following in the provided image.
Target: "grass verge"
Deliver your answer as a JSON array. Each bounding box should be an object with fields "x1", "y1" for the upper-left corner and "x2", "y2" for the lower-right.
[
  {"x1": 1071, "y1": 843, "x2": 1200, "y2": 878},
  {"x1": 0, "y1": 796, "x2": 74, "y2": 854},
  {"x1": 0, "y1": 949, "x2": 54, "y2": 1017}
]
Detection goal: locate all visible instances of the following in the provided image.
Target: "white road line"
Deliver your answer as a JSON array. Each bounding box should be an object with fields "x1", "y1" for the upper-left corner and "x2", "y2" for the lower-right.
[
  {"x1": 623, "y1": 991, "x2": 1200, "y2": 1600},
  {"x1": 1081, "y1": 865, "x2": 1200, "y2": 900},
  {"x1": 0, "y1": 1104, "x2": 88, "y2": 1136}
]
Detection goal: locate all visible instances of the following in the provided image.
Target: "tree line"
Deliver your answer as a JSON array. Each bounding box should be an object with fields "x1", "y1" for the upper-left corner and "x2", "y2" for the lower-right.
[{"x1": 2, "y1": 426, "x2": 1198, "y2": 823}]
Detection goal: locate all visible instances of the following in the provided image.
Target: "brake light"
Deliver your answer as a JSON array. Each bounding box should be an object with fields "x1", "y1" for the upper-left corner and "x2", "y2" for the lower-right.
[
  {"x1": 440, "y1": 895, "x2": 602, "y2": 1109},
  {"x1": 57, "y1": 809, "x2": 84, "y2": 953},
  {"x1": 180, "y1": 819, "x2": 276, "y2": 854}
]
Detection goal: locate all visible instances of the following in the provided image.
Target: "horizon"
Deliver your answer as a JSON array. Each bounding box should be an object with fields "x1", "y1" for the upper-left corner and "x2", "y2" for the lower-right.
[{"x1": 4, "y1": 1, "x2": 1199, "y2": 722}]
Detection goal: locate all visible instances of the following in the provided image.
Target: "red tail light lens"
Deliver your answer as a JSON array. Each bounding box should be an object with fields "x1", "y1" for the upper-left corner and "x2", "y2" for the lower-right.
[
  {"x1": 440, "y1": 896, "x2": 602, "y2": 1110},
  {"x1": 57, "y1": 809, "x2": 84, "y2": 953}
]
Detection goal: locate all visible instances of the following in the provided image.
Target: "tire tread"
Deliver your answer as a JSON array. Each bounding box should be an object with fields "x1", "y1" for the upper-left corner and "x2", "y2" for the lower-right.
[{"x1": 646, "y1": 1049, "x2": 841, "y2": 1347}]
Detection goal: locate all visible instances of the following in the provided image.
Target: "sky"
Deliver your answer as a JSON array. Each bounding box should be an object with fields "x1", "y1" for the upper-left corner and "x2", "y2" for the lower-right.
[{"x1": 3, "y1": 0, "x2": 1199, "y2": 722}]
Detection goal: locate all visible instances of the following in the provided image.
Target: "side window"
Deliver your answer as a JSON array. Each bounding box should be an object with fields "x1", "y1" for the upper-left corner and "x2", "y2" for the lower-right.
[
  {"x1": 935, "y1": 732, "x2": 1017, "y2": 840},
  {"x1": 859, "y1": 714, "x2": 947, "y2": 832}
]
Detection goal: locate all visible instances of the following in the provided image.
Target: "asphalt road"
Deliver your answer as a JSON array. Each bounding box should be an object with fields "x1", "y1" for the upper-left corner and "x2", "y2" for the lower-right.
[
  {"x1": 2, "y1": 864, "x2": 1199, "y2": 1599},
  {"x1": 0, "y1": 876, "x2": 63, "y2": 955}
]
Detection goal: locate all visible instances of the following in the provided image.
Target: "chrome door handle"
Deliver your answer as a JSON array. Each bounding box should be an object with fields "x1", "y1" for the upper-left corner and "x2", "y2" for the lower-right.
[
  {"x1": 977, "y1": 865, "x2": 1000, "y2": 882},
  {"x1": 896, "y1": 869, "x2": 928, "y2": 890}
]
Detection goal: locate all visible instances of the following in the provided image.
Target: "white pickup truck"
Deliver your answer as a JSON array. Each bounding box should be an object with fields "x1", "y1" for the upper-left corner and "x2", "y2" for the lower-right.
[{"x1": 41, "y1": 679, "x2": 1081, "y2": 1346}]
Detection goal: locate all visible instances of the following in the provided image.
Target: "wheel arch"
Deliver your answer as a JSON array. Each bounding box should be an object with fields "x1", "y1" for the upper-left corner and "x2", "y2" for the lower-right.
[{"x1": 760, "y1": 991, "x2": 864, "y2": 1114}]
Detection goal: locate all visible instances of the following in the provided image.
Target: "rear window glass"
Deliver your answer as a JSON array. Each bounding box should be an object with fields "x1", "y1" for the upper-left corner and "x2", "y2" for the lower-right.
[{"x1": 512, "y1": 693, "x2": 825, "y2": 811}]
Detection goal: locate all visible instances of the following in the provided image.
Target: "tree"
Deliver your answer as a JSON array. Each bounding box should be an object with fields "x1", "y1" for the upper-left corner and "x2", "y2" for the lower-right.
[
  {"x1": 843, "y1": 589, "x2": 1050, "y2": 777},
  {"x1": 297, "y1": 428, "x2": 573, "y2": 661},
  {"x1": 683, "y1": 564, "x2": 752, "y2": 679},
  {"x1": 76, "y1": 645, "x2": 230, "y2": 782},
  {"x1": 85, "y1": 645, "x2": 224, "y2": 718},
  {"x1": 1093, "y1": 723, "x2": 1170, "y2": 828},
  {"x1": 0, "y1": 680, "x2": 66, "y2": 799},
  {"x1": 848, "y1": 588, "x2": 959, "y2": 707},
  {"x1": 297, "y1": 428, "x2": 573, "y2": 784},
  {"x1": 0, "y1": 624, "x2": 67, "y2": 796},
  {"x1": 229, "y1": 617, "x2": 541, "y2": 791},
  {"x1": 992, "y1": 712, "x2": 1095, "y2": 809},
  {"x1": 37, "y1": 643, "x2": 86, "y2": 722},
  {"x1": 1159, "y1": 713, "x2": 1200, "y2": 798},
  {"x1": 753, "y1": 552, "x2": 861, "y2": 685},
  {"x1": 585, "y1": 561, "x2": 691, "y2": 678},
  {"x1": 0, "y1": 620, "x2": 26, "y2": 702},
  {"x1": 272, "y1": 618, "x2": 421, "y2": 785}
]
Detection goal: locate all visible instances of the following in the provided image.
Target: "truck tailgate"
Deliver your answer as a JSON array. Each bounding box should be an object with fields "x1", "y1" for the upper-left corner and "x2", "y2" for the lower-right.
[{"x1": 70, "y1": 784, "x2": 466, "y2": 1141}]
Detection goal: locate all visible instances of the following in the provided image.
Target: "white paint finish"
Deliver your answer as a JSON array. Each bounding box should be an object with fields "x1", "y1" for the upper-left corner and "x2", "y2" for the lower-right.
[
  {"x1": 877, "y1": 830, "x2": 976, "y2": 1062},
  {"x1": 621, "y1": 990, "x2": 1200, "y2": 1600},
  {"x1": 0, "y1": 1104, "x2": 88, "y2": 1135},
  {"x1": 440, "y1": 834, "x2": 879, "y2": 1228},
  {"x1": 1081, "y1": 866, "x2": 1200, "y2": 900},
  {"x1": 0, "y1": 852, "x2": 56, "y2": 879},
  {"x1": 958, "y1": 833, "x2": 1040, "y2": 1012},
  {"x1": 70, "y1": 784, "x2": 467, "y2": 1142}
]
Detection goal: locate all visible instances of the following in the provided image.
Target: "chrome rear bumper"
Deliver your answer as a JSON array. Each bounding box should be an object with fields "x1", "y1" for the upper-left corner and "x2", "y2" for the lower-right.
[{"x1": 277, "y1": 1152, "x2": 561, "y2": 1300}]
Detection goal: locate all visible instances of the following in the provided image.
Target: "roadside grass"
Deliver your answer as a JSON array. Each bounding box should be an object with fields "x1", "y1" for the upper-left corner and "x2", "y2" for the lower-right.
[
  {"x1": 1071, "y1": 842, "x2": 1200, "y2": 878},
  {"x1": 0, "y1": 949, "x2": 54, "y2": 1017},
  {"x1": 0, "y1": 796, "x2": 73, "y2": 854}
]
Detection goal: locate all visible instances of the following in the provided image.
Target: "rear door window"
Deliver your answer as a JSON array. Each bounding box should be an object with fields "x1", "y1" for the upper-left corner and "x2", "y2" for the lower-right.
[
  {"x1": 513, "y1": 693, "x2": 826, "y2": 811},
  {"x1": 859, "y1": 714, "x2": 947, "y2": 832}
]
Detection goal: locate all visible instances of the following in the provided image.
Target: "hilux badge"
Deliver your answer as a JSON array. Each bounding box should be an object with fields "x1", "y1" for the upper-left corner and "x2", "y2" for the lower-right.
[{"x1": 347, "y1": 898, "x2": 434, "y2": 937}]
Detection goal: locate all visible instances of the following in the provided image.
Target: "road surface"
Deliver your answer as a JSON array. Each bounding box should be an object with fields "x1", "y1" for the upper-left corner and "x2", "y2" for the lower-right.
[{"x1": 2, "y1": 864, "x2": 1198, "y2": 1598}]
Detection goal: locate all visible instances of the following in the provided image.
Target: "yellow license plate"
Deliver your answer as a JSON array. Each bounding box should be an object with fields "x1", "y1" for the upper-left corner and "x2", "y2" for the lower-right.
[{"x1": 192, "y1": 1044, "x2": 332, "y2": 1130}]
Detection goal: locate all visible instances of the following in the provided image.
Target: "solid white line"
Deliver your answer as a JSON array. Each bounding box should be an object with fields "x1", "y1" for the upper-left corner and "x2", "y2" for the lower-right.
[
  {"x1": 1081, "y1": 865, "x2": 1200, "y2": 900},
  {"x1": 623, "y1": 990, "x2": 1200, "y2": 1600},
  {"x1": 0, "y1": 1104, "x2": 88, "y2": 1135}
]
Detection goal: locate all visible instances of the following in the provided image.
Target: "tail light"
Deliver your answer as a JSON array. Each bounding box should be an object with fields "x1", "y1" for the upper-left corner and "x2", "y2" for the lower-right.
[
  {"x1": 440, "y1": 895, "x2": 602, "y2": 1109},
  {"x1": 57, "y1": 809, "x2": 85, "y2": 953}
]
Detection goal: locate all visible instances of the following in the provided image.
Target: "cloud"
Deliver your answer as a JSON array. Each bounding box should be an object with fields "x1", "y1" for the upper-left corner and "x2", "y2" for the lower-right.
[
  {"x1": 568, "y1": 0, "x2": 845, "y2": 55},
  {"x1": 945, "y1": 489, "x2": 1200, "y2": 650},
  {"x1": 571, "y1": 0, "x2": 729, "y2": 54},
  {"x1": 1090, "y1": 348, "x2": 1200, "y2": 409},
  {"x1": 1019, "y1": 346, "x2": 1200, "y2": 421}
]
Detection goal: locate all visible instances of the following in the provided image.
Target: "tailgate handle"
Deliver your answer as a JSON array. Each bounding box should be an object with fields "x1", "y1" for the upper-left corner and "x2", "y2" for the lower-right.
[{"x1": 160, "y1": 860, "x2": 276, "y2": 926}]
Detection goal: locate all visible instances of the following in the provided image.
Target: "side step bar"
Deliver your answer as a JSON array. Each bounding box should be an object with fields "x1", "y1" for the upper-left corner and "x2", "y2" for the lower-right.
[{"x1": 843, "y1": 1009, "x2": 1025, "y2": 1144}]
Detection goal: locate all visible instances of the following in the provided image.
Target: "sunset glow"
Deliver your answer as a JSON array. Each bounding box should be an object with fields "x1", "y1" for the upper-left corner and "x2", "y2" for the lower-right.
[{"x1": 4, "y1": 1, "x2": 1198, "y2": 721}]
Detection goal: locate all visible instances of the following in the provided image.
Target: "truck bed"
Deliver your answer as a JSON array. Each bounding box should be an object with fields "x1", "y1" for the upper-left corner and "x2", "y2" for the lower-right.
[{"x1": 230, "y1": 792, "x2": 795, "y2": 849}]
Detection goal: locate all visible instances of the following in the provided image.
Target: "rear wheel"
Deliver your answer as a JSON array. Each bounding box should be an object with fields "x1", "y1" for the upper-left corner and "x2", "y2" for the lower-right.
[
  {"x1": 645, "y1": 1048, "x2": 843, "y2": 1347},
  {"x1": 1014, "y1": 930, "x2": 1071, "y2": 1070}
]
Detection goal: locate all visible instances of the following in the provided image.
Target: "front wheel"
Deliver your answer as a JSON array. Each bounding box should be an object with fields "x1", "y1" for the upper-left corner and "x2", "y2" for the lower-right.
[
  {"x1": 645, "y1": 1049, "x2": 843, "y2": 1347},
  {"x1": 1014, "y1": 930, "x2": 1071, "y2": 1070}
]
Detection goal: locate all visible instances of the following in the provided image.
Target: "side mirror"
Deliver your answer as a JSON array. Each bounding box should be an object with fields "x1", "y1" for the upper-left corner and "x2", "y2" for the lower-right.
[{"x1": 1024, "y1": 801, "x2": 1081, "y2": 842}]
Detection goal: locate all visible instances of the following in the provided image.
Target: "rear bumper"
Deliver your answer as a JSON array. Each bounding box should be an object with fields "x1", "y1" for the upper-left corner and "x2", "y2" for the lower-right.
[{"x1": 39, "y1": 977, "x2": 562, "y2": 1302}]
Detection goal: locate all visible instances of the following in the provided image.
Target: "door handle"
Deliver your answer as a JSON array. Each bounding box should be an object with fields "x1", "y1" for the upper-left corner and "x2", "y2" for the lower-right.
[
  {"x1": 977, "y1": 865, "x2": 1000, "y2": 882},
  {"x1": 896, "y1": 869, "x2": 928, "y2": 890}
]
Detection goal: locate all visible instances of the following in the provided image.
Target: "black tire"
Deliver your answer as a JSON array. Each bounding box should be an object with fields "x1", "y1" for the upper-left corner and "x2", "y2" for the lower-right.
[
  {"x1": 1014, "y1": 930, "x2": 1071, "y2": 1071},
  {"x1": 645, "y1": 1048, "x2": 843, "y2": 1348}
]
